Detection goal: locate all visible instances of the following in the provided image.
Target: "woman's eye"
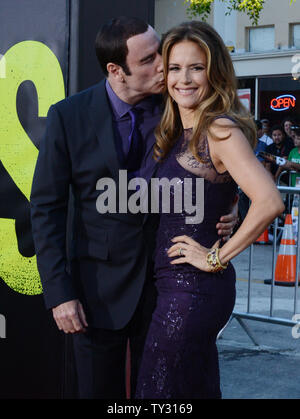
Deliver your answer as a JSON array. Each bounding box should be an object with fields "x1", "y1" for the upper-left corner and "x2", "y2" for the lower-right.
[
  {"x1": 169, "y1": 66, "x2": 180, "y2": 71},
  {"x1": 193, "y1": 66, "x2": 205, "y2": 71}
]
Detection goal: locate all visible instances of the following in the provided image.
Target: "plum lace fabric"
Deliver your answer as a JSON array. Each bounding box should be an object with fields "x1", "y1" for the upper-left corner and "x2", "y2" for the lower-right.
[{"x1": 176, "y1": 128, "x2": 232, "y2": 183}]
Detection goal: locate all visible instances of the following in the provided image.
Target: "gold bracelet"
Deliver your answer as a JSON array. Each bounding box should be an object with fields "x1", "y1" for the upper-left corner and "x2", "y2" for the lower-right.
[{"x1": 206, "y1": 248, "x2": 228, "y2": 272}]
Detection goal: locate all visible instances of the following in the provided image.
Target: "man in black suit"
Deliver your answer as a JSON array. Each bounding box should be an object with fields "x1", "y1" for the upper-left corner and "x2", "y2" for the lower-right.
[{"x1": 30, "y1": 16, "x2": 238, "y2": 399}]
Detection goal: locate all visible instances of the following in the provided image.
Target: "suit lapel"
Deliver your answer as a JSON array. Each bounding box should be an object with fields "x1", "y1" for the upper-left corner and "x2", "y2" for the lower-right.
[
  {"x1": 142, "y1": 154, "x2": 160, "y2": 226},
  {"x1": 87, "y1": 80, "x2": 120, "y2": 181},
  {"x1": 87, "y1": 80, "x2": 161, "y2": 225}
]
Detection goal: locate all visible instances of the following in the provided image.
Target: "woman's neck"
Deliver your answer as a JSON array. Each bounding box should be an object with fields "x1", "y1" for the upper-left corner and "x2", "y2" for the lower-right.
[{"x1": 179, "y1": 107, "x2": 195, "y2": 129}]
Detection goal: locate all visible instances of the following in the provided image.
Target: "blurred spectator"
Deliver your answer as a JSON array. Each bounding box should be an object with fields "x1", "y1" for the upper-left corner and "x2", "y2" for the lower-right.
[
  {"x1": 264, "y1": 125, "x2": 294, "y2": 178},
  {"x1": 283, "y1": 117, "x2": 294, "y2": 137},
  {"x1": 239, "y1": 120, "x2": 267, "y2": 221},
  {"x1": 259, "y1": 118, "x2": 273, "y2": 145},
  {"x1": 254, "y1": 120, "x2": 268, "y2": 162},
  {"x1": 282, "y1": 117, "x2": 296, "y2": 148},
  {"x1": 276, "y1": 125, "x2": 300, "y2": 187}
]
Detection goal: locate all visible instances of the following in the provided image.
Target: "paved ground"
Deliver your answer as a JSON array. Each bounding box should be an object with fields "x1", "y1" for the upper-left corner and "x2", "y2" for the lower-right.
[{"x1": 216, "y1": 243, "x2": 300, "y2": 399}]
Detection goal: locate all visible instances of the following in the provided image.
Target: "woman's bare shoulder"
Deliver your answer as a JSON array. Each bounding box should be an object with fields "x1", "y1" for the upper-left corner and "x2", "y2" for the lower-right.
[{"x1": 209, "y1": 116, "x2": 240, "y2": 142}]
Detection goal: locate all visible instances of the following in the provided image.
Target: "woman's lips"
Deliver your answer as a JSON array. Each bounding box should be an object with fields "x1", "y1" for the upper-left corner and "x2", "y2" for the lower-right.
[{"x1": 175, "y1": 88, "x2": 197, "y2": 95}]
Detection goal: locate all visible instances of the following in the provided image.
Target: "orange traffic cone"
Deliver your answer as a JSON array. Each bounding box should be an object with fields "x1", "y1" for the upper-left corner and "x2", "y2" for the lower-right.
[
  {"x1": 274, "y1": 214, "x2": 300, "y2": 286},
  {"x1": 256, "y1": 228, "x2": 269, "y2": 244}
]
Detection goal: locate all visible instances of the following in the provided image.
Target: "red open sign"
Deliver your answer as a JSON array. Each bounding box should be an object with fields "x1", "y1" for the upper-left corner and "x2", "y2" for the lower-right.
[{"x1": 270, "y1": 94, "x2": 296, "y2": 111}]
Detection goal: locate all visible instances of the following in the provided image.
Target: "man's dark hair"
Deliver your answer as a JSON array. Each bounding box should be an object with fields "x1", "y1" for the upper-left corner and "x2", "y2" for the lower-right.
[
  {"x1": 271, "y1": 124, "x2": 285, "y2": 136},
  {"x1": 291, "y1": 125, "x2": 300, "y2": 136},
  {"x1": 95, "y1": 16, "x2": 149, "y2": 77},
  {"x1": 283, "y1": 116, "x2": 295, "y2": 125},
  {"x1": 255, "y1": 120, "x2": 262, "y2": 130}
]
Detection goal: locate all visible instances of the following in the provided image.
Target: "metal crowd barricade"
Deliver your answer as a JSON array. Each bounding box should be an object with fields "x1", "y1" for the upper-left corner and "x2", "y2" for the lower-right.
[
  {"x1": 219, "y1": 183, "x2": 300, "y2": 346},
  {"x1": 277, "y1": 170, "x2": 295, "y2": 213}
]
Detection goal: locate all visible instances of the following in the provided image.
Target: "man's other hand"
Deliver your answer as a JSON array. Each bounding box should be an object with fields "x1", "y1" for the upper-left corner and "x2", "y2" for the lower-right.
[
  {"x1": 216, "y1": 193, "x2": 239, "y2": 241},
  {"x1": 52, "y1": 299, "x2": 88, "y2": 334}
]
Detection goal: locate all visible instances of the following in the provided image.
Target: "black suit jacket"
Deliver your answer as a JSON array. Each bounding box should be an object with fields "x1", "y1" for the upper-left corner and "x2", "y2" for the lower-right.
[{"x1": 30, "y1": 80, "x2": 159, "y2": 329}]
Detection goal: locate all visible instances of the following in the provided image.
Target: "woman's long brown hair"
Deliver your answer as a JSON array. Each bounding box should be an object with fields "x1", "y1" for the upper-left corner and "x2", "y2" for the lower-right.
[{"x1": 154, "y1": 21, "x2": 257, "y2": 162}]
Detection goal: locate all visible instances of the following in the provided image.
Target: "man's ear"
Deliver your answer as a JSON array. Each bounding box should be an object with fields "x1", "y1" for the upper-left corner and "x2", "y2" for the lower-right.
[{"x1": 106, "y1": 62, "x2": 125, "y2": 82}]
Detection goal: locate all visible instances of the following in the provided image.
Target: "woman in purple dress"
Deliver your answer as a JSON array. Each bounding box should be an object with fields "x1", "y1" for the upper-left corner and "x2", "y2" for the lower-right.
[{"x1": 135, "y1": 21, "x2": 284, "y2": 399}]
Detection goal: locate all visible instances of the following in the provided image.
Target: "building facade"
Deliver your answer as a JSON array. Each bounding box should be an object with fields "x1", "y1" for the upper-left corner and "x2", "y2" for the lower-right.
[{"x1": 154, "y1": 0, "x2": 300, "y2": 124}]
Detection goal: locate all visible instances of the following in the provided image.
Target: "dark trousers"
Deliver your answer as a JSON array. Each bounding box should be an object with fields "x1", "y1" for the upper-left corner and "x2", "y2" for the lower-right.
[{"x1": 72, "y1": 278, "x2": 157, "y2": 399}]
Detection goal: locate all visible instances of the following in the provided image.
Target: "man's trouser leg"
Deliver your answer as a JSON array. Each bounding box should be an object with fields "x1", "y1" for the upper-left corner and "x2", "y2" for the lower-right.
[
  {"x1": 72, "y1": 326, "x2": 128, "y2": 398},
  {"x1": 72, "y1": 278, "x2": 157, "y2": 399}
]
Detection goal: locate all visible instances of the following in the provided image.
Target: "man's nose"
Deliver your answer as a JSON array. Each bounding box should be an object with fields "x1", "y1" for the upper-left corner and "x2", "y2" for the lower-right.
[{"x1": 156, "y1": 54, "x2": 163, "y2": 73}]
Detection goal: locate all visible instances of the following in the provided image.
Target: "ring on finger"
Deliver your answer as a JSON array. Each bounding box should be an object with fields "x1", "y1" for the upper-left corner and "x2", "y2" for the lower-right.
[{"x1": 179, "y1": 247, "x2": 183, "y2": 256}]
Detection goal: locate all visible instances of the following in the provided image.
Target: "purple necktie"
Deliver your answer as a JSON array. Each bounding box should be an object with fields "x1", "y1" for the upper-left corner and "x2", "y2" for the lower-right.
[{"x1": 126, "y1": 107, "x2": 144, "y2": 175}]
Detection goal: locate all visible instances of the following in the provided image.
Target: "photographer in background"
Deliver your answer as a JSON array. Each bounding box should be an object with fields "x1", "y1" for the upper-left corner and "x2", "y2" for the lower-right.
[{"x1": 264, "y1": 125, "x2": 294, "y2": 179}]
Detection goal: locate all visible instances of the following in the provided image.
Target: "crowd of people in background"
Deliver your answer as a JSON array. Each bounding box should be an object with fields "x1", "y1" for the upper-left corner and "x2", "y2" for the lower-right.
[
  {"x1": 239, "y1": 115, "x2": 300, "y2": 222},
  {"x1": 254, "y1": 116, "x2": 300, "y2": 187}
]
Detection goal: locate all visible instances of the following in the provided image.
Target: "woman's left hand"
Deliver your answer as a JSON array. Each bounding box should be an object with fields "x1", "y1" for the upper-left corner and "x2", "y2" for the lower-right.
[{"x1": 167, "y1": 235, "x2": 220, "y2": 272}]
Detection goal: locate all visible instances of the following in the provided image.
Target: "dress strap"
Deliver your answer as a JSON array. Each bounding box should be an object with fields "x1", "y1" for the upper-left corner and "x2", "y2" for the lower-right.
[{"x1": 214, "y1": 115, "x2": 237, "y2": 124}]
